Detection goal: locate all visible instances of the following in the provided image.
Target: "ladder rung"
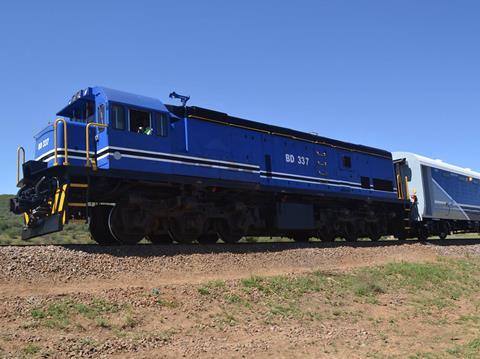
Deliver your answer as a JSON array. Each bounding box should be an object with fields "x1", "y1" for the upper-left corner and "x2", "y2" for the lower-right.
[
  {"x1": 68, "y1": 202, "x2": 87, "y2": 207},
  {"x1": 70, "y1": 183, "x2": 88, "y2": 188}
]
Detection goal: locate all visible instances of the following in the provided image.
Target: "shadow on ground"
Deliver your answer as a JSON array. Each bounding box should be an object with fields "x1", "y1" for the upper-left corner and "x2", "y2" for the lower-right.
[{"x1": 11, "y1": 237, "x2": 479, "y2": 258}]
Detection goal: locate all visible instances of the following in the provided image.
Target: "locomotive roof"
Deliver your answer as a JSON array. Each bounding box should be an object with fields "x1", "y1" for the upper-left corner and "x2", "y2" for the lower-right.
[
  {"x1": 166, "y1": 105, "x2": 391, "y2": 158},
  {"x1": 57, "y1": 87, "x2": 170, "y2": 117},
  {"x1": 99, "y1": 87, "x2": 170, "y2": 112},
  {"x1": 56, "y1": 86, "x2": 390, "y2": 158}
]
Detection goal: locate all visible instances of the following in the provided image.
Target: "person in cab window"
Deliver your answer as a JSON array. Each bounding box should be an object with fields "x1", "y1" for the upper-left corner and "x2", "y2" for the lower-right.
[{"x1": 137, "y1": 125, "x2": 153, "y2": 135}]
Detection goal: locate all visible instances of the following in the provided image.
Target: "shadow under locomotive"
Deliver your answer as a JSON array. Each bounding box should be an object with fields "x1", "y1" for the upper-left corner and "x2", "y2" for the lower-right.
[{"x1": 28, "y1": 237, "x2": 480, "y2": 258}]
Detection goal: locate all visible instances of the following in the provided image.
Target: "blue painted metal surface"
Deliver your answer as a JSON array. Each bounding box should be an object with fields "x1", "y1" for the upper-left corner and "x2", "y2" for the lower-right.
[{"x1": 33, "y1": 86, "x2": 398, "y2": 202}]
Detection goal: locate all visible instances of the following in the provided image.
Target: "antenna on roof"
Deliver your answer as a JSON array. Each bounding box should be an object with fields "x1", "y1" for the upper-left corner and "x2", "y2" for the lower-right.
[
  {"x1": 169, "y1": 91, "x2": 191, "y2": 152},
  {"x1": 169, "y1": 91, "x2": 190, "y2": 107}
]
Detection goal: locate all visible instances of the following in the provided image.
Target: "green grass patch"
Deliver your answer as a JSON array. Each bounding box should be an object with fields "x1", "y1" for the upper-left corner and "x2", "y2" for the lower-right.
[
  {"x1": 241, "y1": 272, "x2": 328, "y2": 298},
  {"x1": 234, "y1": 258, "x2": 480, "y2": 317},
  {"x1": 22, "y1": 343, "x2": 41, "y2": 356},
  {"x1": 198, "y1": 279, "x2": 227, "y2": 296},
  {"x1": 339, "y1": 259, "x2": 480, "y2": 305},
  {"x1": 198, "y1": 287, "x2": 210, "y2": 295},
  {"x1": 30, "y1": 298, "x2": 124, "y2": 329},
  {"x1": 446, "y1": 337, "x2": 480, "y2": 358}
]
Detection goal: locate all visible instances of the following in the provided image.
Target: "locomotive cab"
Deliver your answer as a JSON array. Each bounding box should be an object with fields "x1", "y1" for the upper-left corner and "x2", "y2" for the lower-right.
[
  {"x1": 31, "y1": 87, "x2": 175, "y2": 171},
  {"x1": 13, "y1": 87, "x2": 177, "y2": 240}
]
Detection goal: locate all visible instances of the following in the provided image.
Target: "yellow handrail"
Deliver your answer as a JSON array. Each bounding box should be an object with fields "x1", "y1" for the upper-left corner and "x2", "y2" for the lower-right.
[
  {"x1": 396, "y1": 174, "x2": 403, "y2": 199},
  {"x1": 85, "y1": 122, "x2": 108, "y2": 169},
  {"x1": 404, "y1": 175, "x2": 410, "y2": 199},
  {"x1": 16, "y1": 146, "x2": 25, "y2": 185},
  {"x1": 53, "y1": 118, "x2": 69, "y2": 166}
]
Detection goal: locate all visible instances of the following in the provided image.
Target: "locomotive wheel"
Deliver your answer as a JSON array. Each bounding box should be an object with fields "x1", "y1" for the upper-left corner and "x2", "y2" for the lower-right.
[
  {"x1": 395, "y1": 231, "x2": 407, "y2": 241},
  {"x1": 216, "y1": 220, "x2": 242, "y2": 243},
  {"x1": 198, "y1": 234, "x2": 219, "y2": 244},
  {"x1": 292, "y1": 233, "x2": 310, "y2": 242},
  {"x1": 108, "y1": 206, "x2": 144, "y2": 245},
  {"x1": 367, "y1": 223, "x2": 381, "y2": 241},
  {"x1": 417, "y1": 226, "x2": 429, "y2": 241},
  {"x1": 167, "y1": 217, "x2": 201, "y2": 244},
  {"x1": 319, "y1": 233, "x2": 335, "y2": 242},
  {"x1": 89, "y1": 206, "x2": 118, "y2": 246},
  {"x1": 438, "y1": 222, "x2": 449, "y2": 240},
  {"x1": 147, "y1": 234, "x2": 173, "y2": 244},
  {"x1": 318, "y1": 227, "x2": 335, "y2": 242},
  {"x1": 343, "y1": 223, "x2": 358, "y2": 242}
]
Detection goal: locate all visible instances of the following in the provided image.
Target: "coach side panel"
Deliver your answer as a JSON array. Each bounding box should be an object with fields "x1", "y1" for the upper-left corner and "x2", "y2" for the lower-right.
[{"x1": 424, "y1": 165, "x2": 480, "y2": 221}]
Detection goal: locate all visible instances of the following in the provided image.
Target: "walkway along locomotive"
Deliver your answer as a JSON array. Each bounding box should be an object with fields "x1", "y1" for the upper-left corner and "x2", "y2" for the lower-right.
[{"x1": 9, "y1": 87, "x2": 479, "y2": 244}]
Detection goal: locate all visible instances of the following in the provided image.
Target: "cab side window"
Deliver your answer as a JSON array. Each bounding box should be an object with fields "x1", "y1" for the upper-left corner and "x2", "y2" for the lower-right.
[
  {"x1": 129, "y1": 109, "x2": 151, "y2": 133},
  {"x1": 110, "y1": 104, "x2": 125, "y2": 130},
  {"x1": 155, "y1": 112, "x2": 169, "y2": 137},
  {"x1": 98, "y1": 104, "x2": 106, "y2": 132}
]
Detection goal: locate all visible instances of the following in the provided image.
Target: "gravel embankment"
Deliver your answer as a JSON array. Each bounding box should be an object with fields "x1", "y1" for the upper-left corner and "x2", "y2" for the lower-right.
[
  {"x1": 0, "y1": 240, "x2": 479, "y2": 286},
  {"x1": 1, "y1": 240, "x2": 480, "y2": 358},
  {"x1": 0, "y1": 241, "x2": 450, "y2": 284},
  {"x1": 427, "y1": 241, "x2": 480, "y2": 257}
]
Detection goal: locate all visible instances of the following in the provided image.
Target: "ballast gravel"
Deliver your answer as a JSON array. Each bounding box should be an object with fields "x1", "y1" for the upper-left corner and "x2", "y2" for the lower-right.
[{"x1": 1, "y1": 240, "x2": 476, "y2": 284}]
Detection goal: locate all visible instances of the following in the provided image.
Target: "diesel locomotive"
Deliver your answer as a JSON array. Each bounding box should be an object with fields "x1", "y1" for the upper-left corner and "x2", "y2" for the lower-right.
[{"x1": 9, "y1": 87, "x2": 479, "y2": 244}]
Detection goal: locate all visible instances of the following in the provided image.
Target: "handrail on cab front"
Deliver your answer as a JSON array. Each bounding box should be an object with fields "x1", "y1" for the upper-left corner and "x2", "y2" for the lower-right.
[
  {"x1": 85, "y1": 122, "x2": 108, "y2": 170},
  {"x1": 16, "y1": 146, "x2": 25, "y2": 187},
  {"x1": 53, "y1": 118, "x2": 69, "y2": 166}
]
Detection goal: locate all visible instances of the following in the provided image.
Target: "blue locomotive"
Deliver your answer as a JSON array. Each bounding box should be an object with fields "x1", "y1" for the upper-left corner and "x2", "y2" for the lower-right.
[{"x1": 9, "y1": 87, "x2": 419, "y2": 244}]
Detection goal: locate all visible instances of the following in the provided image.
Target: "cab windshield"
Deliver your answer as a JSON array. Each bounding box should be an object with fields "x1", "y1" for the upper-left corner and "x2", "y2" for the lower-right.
[{"x1": 70, "y1": 101, "x2": 95, "y2": 123}]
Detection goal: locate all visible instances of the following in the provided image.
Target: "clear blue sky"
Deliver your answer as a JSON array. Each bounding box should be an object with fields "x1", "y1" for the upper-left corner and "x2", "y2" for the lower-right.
[{"x1": 1, "y1": 1, "x2": 479, "y2": 194}]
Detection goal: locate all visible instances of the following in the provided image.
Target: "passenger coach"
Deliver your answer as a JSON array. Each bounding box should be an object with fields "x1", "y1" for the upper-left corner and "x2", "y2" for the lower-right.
[{"x1": 394, "y1": 152, "x2": 480, "y2": 239}]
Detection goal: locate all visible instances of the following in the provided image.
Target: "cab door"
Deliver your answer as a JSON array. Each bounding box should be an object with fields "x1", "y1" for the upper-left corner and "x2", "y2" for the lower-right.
[
  {"x1": 93, "y1": 103, "x2": 109, "y2": 168},
  {"x1": 102, "y1": 103, "x2": 172, "y2": 173},
  {"x1": 394, "y1": 158, "x2": 410, "y2": 200}
]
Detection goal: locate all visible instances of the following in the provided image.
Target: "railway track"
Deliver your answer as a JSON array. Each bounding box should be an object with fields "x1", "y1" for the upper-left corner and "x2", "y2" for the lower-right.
[{"x1": 1, "y1": 236, "x2": 480, "y2": 253}]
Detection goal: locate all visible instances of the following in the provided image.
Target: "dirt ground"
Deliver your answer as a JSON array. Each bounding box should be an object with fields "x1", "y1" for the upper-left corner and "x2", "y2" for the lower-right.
[{"x1": 1, "y1": 240, "x2": 480, "y2": 358}]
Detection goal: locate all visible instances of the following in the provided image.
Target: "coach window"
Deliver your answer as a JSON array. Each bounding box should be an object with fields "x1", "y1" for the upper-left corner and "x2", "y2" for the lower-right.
[
  {"x1": 155, "y1": 112, "x2": 169, "y2": 137},
  {"x1": 129, "y1": 108, "x2": 151, "y2": 133},
  {"x1": 110, "y1": 104, "x2": 125, "y2": 130}
]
